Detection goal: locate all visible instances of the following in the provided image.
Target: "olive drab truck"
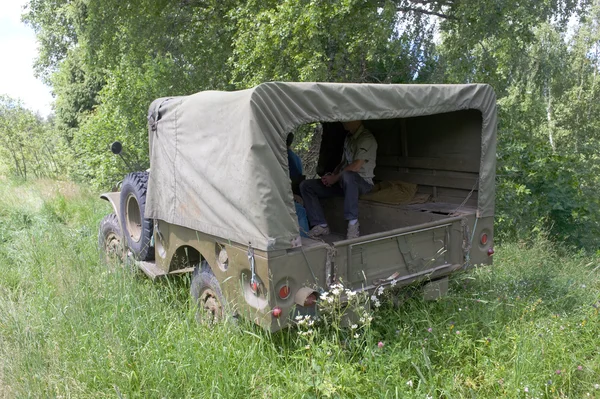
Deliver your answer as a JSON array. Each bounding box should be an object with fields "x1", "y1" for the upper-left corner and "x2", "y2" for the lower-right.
[{"x1": 98, "y1": 82, "x2": 497, "y2": 332}]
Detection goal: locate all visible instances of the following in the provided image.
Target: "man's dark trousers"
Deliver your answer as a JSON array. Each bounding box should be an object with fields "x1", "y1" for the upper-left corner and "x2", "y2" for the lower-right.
[{"x1": 300, "y1": 171, "x2": 373, "y2": 227}]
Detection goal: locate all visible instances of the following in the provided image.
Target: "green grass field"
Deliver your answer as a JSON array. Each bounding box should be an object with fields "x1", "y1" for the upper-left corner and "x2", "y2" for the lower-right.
[{"x1": 0, "y1": 178, "x2": 598, "y2": 398}]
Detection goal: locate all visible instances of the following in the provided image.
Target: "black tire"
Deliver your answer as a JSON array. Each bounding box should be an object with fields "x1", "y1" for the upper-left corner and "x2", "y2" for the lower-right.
[
  {"x1": 98, "y1": 213, "x2": 124, "y2": 264},
  {"x1": 190, "y1": 261, "x2": 227, "y2": 323},
  {"x1": 120, "y1": 171, "x2": 154, "y2": 261}
]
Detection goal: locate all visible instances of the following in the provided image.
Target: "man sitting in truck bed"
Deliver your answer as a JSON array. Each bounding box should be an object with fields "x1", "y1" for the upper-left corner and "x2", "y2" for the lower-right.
[{"x1": 300, "y1": 120, "x2": 377, "y2": 239}]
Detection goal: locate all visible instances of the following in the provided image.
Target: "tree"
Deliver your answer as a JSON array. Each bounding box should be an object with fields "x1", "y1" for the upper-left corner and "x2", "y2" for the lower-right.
[{"x1": 0, "y1": 95, "x2": 66, "y2": 179}]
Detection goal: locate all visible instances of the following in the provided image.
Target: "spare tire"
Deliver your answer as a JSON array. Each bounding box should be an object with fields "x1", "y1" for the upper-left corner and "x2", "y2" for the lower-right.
[{"x1": 120, "y1": 171, "x2": 154, "y2": 261}]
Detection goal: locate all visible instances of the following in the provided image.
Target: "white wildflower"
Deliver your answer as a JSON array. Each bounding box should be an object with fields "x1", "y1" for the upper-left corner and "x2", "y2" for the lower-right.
[
  {"x1": 371, "y1": 295, "x2": 377, "y2": 301},
  {"x1": 327, "y1": 351, "x2": 332, "y2": 356},
  {"x1": 332, "y1": 288, "x2": 340, "y2": 296},
  {"x1": 373, "y1": 299, "x2": 381, "y2": 308},
  {"x1": 377, "y1": 286, "x2": 384, "y2": 296},
  {"x1": 307, "y1": 329, "x2": 313, "y2": 335},
  {"x1": 391, "y1": 279, "x2": 397, "y2": 287},
  {"x1": 351, "y1": 324, "x2": 358, "y2": 330},
  {"x1": 354, "y1": 333, "x2": 360, "y2": 338},
  {"x1": 320, "y1": 293, "x2": 328, "y2": 300},
  {"x1": 524, "y1": 387, "x2": 529, "y2": 393},
  {"x1": 327, "y1": 296, "x2": 334, "y2": 303},
  {"x1": 406, "y1": 380, "x2": 413, "y2": 387},
  {"x1": 305, "y1": 345, "x2": 310, "y2": 349},
  {"x1": 359, "y1": 317, "x2": 366, "y2": 323},
  {"x1": 295, "y1": 315, "x2": 303, "y2": 321},
  {"x1": 347, "y1": 290, "x2": 356, "y2": 297}
]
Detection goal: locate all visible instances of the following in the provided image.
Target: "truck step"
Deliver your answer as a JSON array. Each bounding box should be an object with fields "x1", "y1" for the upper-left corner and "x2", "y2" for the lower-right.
[{"x1": 135, "y1": 258, "x2": 194, "y2": 280}]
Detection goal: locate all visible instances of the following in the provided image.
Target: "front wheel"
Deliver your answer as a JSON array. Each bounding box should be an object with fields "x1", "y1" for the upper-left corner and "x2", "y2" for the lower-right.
[
  {"x1": 190, "y1": 261, "x2": 226, "y2": 323},
  {"x1": 98, "y1": 213, "x2": 124, "y2": 264}
]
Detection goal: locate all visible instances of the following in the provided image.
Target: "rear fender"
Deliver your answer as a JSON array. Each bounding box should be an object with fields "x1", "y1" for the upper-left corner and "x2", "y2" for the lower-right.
[{"x1": 100, "y1": 192, "x2": 122, "y2": 227}]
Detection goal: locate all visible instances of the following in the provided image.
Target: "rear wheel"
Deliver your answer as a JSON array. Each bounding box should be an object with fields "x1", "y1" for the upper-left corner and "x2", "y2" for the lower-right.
[
  {"x1": 190, "y1": 261, "x2": 226, "y2": 323},
  {"x1": 120, "y1": 171, "x2": 154, "y2": 261},
  {"x1": 98, "y1": 213, "x2": 124, "y2": 264}
]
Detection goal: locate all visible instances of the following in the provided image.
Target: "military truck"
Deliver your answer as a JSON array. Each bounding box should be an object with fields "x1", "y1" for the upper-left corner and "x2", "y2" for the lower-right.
[{"x1": 98, "y1": 82, "x2": 497, "y2": 332}]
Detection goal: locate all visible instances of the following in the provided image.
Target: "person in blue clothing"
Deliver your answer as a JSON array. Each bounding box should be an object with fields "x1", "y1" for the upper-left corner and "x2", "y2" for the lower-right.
[
  {"x1": 286, "y1": 133, "x2": 309, "y2": 238},
  {"x1": 287, "y1": 133, "x2": 303, "y2": 182}
]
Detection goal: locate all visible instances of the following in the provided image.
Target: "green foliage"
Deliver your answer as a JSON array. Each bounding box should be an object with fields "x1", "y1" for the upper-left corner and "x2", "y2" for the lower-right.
[
  {"x1": 0, "y1": 96, "x2": 68, "y2": 179},
  {"x1": 229, "y1": 0, "x2": 434, "y2": 86},
  {"x1": 50, "y1": 48, "x2": 104, "y2": 133},
  {"x1": 494, "y1": 14, "x2": 600, "y2": 248}
]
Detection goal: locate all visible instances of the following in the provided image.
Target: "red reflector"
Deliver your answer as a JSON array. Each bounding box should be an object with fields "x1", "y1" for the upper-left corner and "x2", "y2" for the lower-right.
[
  {"x1": 279, "y1": 285, "x2": 290, "y2": 299},
  {"x1": 488, "y1": 248, "x2": 494, "y2": 256},
  {"x1": 251, "y1": 280, "x2": 259, "y2": 294},
  {"x1": 481, "y1": 233, "x2": 488, "y2": 245},
  {"x1": 272, "y1": 307, "x2": 282, "y2": 318},
  {"x1": 304, "y1": 293, "x2": 317, "y2": 306}
]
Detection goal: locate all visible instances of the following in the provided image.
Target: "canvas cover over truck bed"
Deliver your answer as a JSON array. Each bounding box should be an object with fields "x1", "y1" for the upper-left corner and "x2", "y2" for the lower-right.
[{"x1": 145, "y1": 82, "x2": 497, "y2": 251}]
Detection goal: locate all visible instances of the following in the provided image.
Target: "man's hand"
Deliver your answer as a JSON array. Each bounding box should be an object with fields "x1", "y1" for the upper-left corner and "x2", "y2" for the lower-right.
[{"x1": 321, "y1": 173, "x2": 339, "y2": 187}]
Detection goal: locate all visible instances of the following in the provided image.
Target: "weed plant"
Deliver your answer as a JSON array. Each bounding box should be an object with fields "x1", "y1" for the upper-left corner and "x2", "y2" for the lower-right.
[{"x1": 0, "y1": 178, "x2": 598, "y2": 398}]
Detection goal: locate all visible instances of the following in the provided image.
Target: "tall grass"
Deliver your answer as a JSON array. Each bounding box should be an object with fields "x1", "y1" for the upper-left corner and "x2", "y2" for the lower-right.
[{"x1": 0, "y1": 178, "x2": 598, "y2": 398}]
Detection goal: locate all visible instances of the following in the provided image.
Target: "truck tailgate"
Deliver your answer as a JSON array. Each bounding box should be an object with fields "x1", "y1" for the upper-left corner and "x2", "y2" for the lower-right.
[{"x1": 333, "y1": 216, "x2": 467, "y2": 291}]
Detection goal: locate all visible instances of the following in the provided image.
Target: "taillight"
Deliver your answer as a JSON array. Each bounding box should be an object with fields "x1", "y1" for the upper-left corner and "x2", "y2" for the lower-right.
[
  {"x1": 272, "y1": 306, "x2": 282, "y2": 318},
  {"x1": 304, "y1": 293, "x2": 317, "y2": 306},
  {"x1": 488, "y1": 248, "x2": 494, "y2": 256},
  {"x1": 279, "y1": 285, "x2": 290, "y2": 299},
  {"x1": 251, "y1": 280, "x2": 260, "y2": 294},
  {"x1": 480, "y1": 233, "x2": 488, "y2": 245}
]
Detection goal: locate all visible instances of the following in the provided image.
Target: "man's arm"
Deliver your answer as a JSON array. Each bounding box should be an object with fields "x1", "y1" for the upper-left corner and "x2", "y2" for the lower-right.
[
  {"x1": 322, "y1": 159, "x2": 366, "y2": 186},
  {"x1": 342, "y1": 159, "x2": 366, "y2": 173},
  {"x1": 331, "y1": 159, "x2": 345, "y2": 175}
]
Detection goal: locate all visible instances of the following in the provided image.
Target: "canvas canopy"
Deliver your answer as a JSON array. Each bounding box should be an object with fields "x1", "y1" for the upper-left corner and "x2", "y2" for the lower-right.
[{"x1": 145, "y1": 82, "x2": 497, "y2": 251}]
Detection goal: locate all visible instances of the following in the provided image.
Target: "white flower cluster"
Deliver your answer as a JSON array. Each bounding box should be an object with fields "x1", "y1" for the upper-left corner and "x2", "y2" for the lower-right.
[
  {"x1": 295, "y1": 314, "x2": 315, "y2": 335},
  {"x1": 368, "y1": 284, "x2": 389, "y2": 308},
  {"x1": 320, "y1": 283, "x2": 358, "y2": 303},
  {"x1": 295, "y1": 314, "x2": 315, "y2": 327}
]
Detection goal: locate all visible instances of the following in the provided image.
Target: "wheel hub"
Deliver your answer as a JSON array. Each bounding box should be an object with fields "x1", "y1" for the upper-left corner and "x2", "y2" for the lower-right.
[
  {"x1": 199, "y1": 288, "x2": 223, "y2": 321},
  {"x1": 125, "y1": 194, "x2": 142, "y2": 242},
  {"x1": 104, "y1": 233, "x2": 123, "y2": 263}
]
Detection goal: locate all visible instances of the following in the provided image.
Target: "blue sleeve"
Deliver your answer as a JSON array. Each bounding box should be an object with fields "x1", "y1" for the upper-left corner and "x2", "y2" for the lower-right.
[
  {"x1": 293, "y1": 152, "x2": 303, "y2": 175},
  {"x1": 288, "y1": 149, "x2": 303, "y2": 179}
]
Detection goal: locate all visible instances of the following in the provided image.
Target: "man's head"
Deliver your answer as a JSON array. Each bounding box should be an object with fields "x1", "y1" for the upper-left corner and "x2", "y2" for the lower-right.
[
  {"x1": 286, "y1": 133, "x2": 294, "y2": 148},
  {"x1": 342, "y1": 120, "x2": 362, "y2": 135}
]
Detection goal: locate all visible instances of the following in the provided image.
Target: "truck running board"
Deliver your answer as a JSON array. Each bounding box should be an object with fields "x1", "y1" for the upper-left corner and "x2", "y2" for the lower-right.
[{"x1": 129, "y1": 258, "x2": 194, "y2": 280}]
